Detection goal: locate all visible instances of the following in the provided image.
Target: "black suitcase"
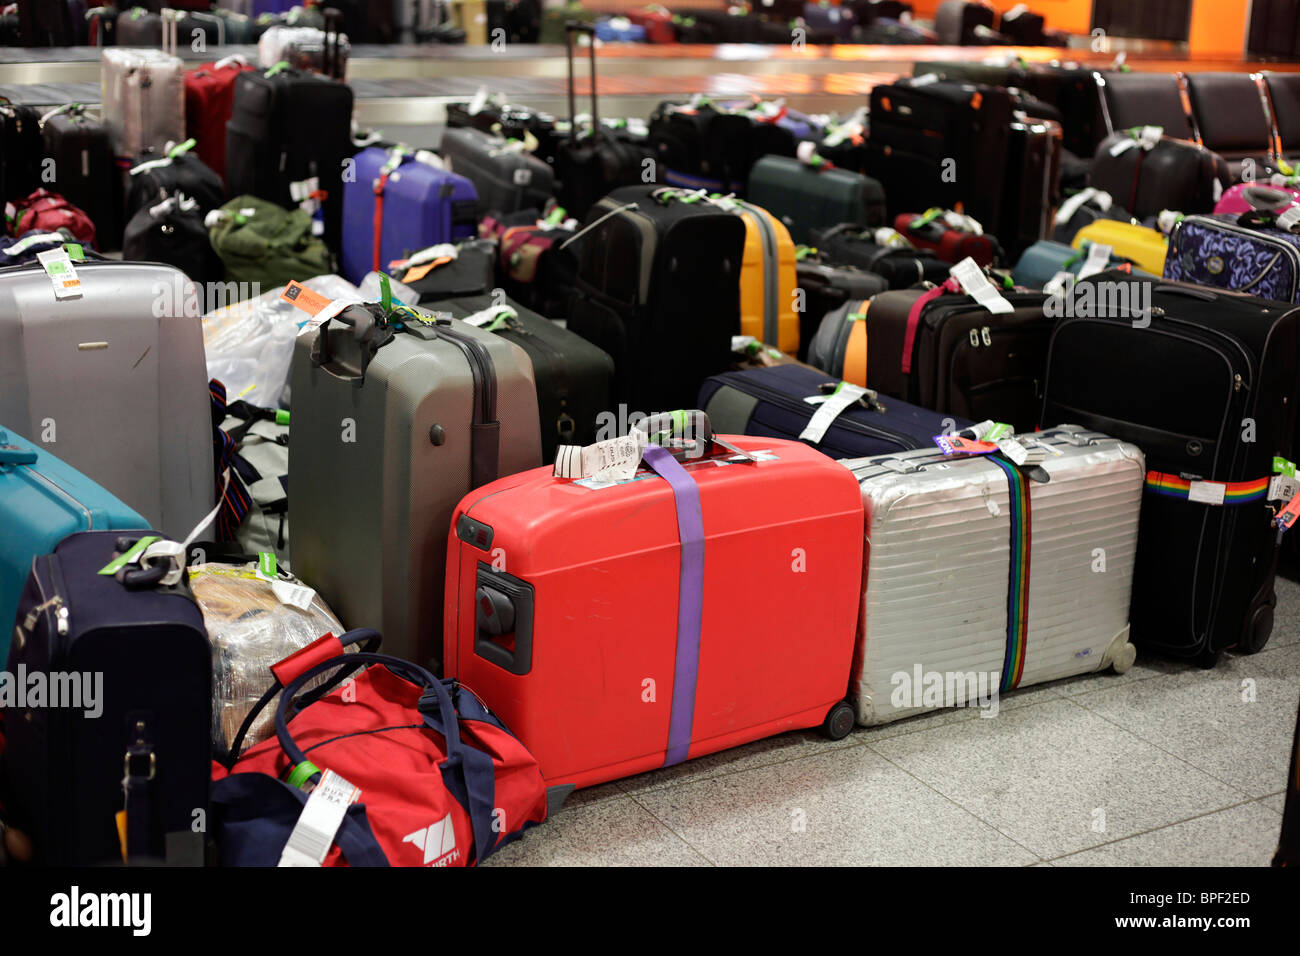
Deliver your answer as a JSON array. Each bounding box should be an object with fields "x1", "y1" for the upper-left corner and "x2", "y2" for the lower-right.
[
  {"x1": 999, "y1": 6, "x2": 1045, "y2": 44},
  {"x1": 87, "y1": 4, "x2": 119, "y2": 44},
  {"x1": 1042, "y1": 273, "x2": 1300, "y2": 665},
  {"x1": 225, "y1": 66, "x2": 354, "y2": 254},
  {"x1": 796, "y1": 256, "x2": 888, "y2": 361},
  {"x1": 435, "y1": 293, "x2": 615, "y2": 462},
  {"x1": 116, "y1": 6, "x2": 162, "y2": 45},
  {"x1": 396, "y1": 237, "x2": 498, "y2": 303},
  {"x1": 649, "y1": 99, "x2": 752, "y2": 194},
  {"x1": 864, "y1": 283, "x2": 1056, "y2": 432},
  {"x1": 2, "y1": 530, "x2": 212, "y2": 866},
  {"x1": 1090, "y1": 131, "x2": 1231, "y2": 221},
  {"x1": 1050, "y1": 189, "x2": 1133, "y2": 244},
  {"x1": 554, "y1": 22, "x2": 653, "y2": 220},
  {"x1": 809, "y1": 223, "x2": 951, "y2": 288},
  {"x1": 866, "y1": 77, "x2": 1012, "y2": 237},
  {"x1": 17, "y1": 0, "x2": 73, "y2": 44},
  {"x1": 41, "y1": 105, "x2": 122, "y2": 252},
  {"x1": 487, "y1": 0, "x2": 542, "y2": 43},
  {"x1": 1001, "y1": 116, "x2": 1063, "y2": 261},
  {"x1": 440, "y1": 126, "x2": 556, "y2": 217},
  {"x1": 934, "y1": 0, "x2": 994, "y2": 44},
  {"x1": 1, "y1": 103, "x2": 44, "y2": 206},
  {"x1": 126, "y1": 147, "x2": 225, "y2": 220},
  {"x1": 568, "y1": 184, "x2": 746, "y2": 412},
  {"x1": 445, "y1": 101, "x2": 561, "y2": 167},
  {"x1": 123, "y1": 194, "x2": 223, "y2": 289},
  {"x1": 697, "y1": 363, "x2": 968, "y2": 461}
]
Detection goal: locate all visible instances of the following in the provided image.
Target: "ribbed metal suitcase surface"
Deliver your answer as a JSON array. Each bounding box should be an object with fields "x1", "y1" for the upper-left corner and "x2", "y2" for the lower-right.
[
  {"x1": 289, "y1": 315, "x2": 542, "y2": 671},
  {"x1": 0, "y1": 260, "x2": 213, "y2": 540},
  {"x1": 845, "y1": 426, "x2": 1143, "y2": 725}
]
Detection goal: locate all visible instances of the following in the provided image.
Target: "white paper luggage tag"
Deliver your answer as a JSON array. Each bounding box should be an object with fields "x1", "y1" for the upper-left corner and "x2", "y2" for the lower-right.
[
  {"x1": 1077, "y1": 241, "x2": 1114, "y2": 279},
  {"x1": 1276, "y1": 204, "x2": 1300, "y2": 233},
  {"x1": 1043, "y1": 270, "x2": 1075, "y2": 297},
  {"x1": 799, "y1": 382, "x2": 867, "y2": 445},
  {"x1": 553, "y1": 432, "x2": 647, "y2": 484},
  {"x1": 278, "y1": 769, "x2": 360, "y2": 867},
  {"x1": 36, "y1": 247, "x2": 82, "y2": 300},
  {"x1": 1269, "y1": 475, "x2": 1300, "y2": 503},
  {"x1": 5, "y1": 231, "x2": 65, "y2": 256},
  {"x1": 950, "y1": 258, "x2": 1012, "y2": 314}
]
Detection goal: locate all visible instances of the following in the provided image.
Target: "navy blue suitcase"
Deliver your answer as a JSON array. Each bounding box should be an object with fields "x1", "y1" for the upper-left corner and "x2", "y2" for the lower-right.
[
  {"x1": 2, "y1": 530, "x2": 211, "y2": 866},
  {"x1": 698, "y1": 363, "x2": 971, "y2": 460}
]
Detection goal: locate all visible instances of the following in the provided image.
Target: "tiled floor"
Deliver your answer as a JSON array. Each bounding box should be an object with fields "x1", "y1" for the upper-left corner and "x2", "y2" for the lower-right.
[{"x1": 485, "y1": 573, "x2": 1300, "y2": 867}]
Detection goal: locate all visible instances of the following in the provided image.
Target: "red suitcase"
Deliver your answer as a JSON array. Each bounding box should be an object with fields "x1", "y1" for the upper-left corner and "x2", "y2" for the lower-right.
[
  {"x1": 443, "y1": 412, "x2": 863, "y2": 791},
  {"x1": 184, "y1": 57, "x2": 255, "y2": 183},
  {"x1": 894, "y1": 211, "x2": 998, "y2": 266},
  {"x1": 626, "y1": 8, "x2": 678, "y2": 43}
]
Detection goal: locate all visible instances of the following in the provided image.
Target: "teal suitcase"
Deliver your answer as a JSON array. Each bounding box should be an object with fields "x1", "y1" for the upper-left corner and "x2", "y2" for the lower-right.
[
  {"x1": 746, "y1": 154, "x2": 886, "y2": 245},
  {"x1": 1011, "y1": 238, "x2": 1140, "y2": 289},
  {"x1": 0, "y1": 426, "x2": 147, "y2": 663}
]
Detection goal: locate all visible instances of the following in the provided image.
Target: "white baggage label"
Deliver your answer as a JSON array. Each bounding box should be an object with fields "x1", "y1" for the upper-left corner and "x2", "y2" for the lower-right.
[
  {"x1": 1077, "y1": 242, "x2": 1114, "y2": 279},
  {"x1": 1043, "y1": 270, "x2": 1075, "y2": 296},
  {"x1": 1187, "y1": 481, "x2": 1226, "y2": 506},
  {"x1": 799, "y1": 383, "x2": 867, "y2": 445},
  {"x1": 36, "y1": 248, "x2": 82, "y2": 300},
  {"x1": 1269, "y1": 475, "x2": 1300, "y2": 502},
  {"x1": 554, "y1": 433, "x2": 647, "y2": 483},
  {"x1": 950, "y1": 258, "x2": 1013, "y2": 314},
  {"x1": 278, "y1": 770, "x2": 360, "y2": 867},
  {"x1": 272, "y1": 580, "x2": 318, "y2": 611}
]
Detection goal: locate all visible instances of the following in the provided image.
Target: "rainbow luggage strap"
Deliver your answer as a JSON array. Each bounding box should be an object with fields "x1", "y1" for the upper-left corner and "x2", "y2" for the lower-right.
[
  {"x1": 1143, "y1": 471, "x2": 1269, "y2": 504},
  {"x1": 988, "y1": 457, "x2": 1030, "y2": 693}
]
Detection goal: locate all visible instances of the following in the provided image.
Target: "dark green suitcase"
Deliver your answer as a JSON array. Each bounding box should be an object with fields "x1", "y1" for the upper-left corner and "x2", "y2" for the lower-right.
[{"x1": 747, "y1": 155, "x2": 886, "y2": 246}]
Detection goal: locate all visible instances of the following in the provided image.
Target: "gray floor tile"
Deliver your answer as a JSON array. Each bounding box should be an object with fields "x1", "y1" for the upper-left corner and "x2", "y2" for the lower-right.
[
  {"x1": 633, "y1": 745, "x2": 1039, "y2": 866},
  {"x1": 1052, "y1": 802, "x2": 1283, "y2": 867},
  {"x1": 481, "y1": 797, "x2": 712, "y2": 867},
  {"x1": 870, "y1": 698, "x2": 1246, "y2": 859},
  {"x1": 1051, "y1": 653, "x2": 1193, "y2": 697},
  {"x1": 1259, "y1": 792, "x2": 1287, "y2": 816},
  {"x1": 1271, "y1": 573, "x2": 1300, "y2": 648},
  {"x1": 1070, "y1": 643, "x2": 1300, "y2": 798},
  {"x1": 616, "y1": 727, "x2": 863, "y2": 797},
  {"x1": 557, "y1": 780, "x2": 628, "y2": 812}
]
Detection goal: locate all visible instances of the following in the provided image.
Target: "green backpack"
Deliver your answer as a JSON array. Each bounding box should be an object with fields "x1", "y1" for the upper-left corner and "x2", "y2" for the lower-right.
[{"x1": 208, "y1": 195, "x2": 331, "y2": 297}]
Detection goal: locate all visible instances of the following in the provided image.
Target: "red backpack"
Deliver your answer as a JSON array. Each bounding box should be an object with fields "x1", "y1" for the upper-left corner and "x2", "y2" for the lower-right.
[
  {"x1": 8, "y1": 189, "x2": 96, "y2": 247},
  {"x1": 211, "y1": 630, "x2": 550, "y2": 867}
]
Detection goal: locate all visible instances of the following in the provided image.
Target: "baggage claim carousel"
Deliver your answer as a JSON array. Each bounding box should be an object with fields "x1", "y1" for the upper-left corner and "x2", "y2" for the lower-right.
[{"x1": 5, "y1": 41, "x2": 1300, "y2": 148}]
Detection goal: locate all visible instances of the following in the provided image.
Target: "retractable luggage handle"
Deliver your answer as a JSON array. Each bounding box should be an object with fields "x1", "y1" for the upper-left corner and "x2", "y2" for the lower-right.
[
  {"x1": 322, "y1": 7, "x2": 344, "y2": 81},
  {"x1": 309, "y1": 303, "x2": 396, "y2": 387},
  {"x1": 565, "y1": 21, "x2": 598, "y2": 146}
]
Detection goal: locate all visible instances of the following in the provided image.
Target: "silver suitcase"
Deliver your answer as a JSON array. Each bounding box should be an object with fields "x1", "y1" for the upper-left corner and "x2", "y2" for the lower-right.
[
  {"x1": 289, "y1": 305, "x2": 542, "y2": 670},
  {"x1": 845, "y1": 425, "x2": 1143, "y2": 726},
  {"x1": 0, "y1": 261, "x2": 214, "y2": 539},
  {"x1": 100, "y1": 48, "x2": 186, "y2": 160}
]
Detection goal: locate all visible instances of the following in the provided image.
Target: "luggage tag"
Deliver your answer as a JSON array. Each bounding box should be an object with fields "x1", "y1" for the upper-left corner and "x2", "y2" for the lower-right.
[
  {"x1": 949, "y1": 258, "x2": 1013, "y2": 314},
  {"x1": 874, "y1": 227, "x2": 912, "y2": 249},
  {"x1": 800, "y1": 382, "x2": 879, "y2": 444},
  {"x1": 1076, "y1": 241, "x2": 1114, "y2": 279},
  {"x1": 281, "y1": 280, "x2": 364, "y2": 336},
  {"x1": 1053, "y1": 187, "x2": 1112, "y2": 225},
  {"x1": 1269, "y1": 457, "x2": 1300, "y2": 505},
  {"x1": 278, "y1": 769, "x2": 361, "y2": 868},
  {"x1": 389, "y1": 243, "x2": 458, "y2": 283},
  {"x1": 459, "y1": 304, "x2": 518, "y2": 331},
  {"x1": 1109, "y1": 125, "x2": 1162, "y2": 156},
  {"x1": 554, "y1": 431, "x2": 648, "y2": 485},
  {"x1": 36, "y1": 247, "x2": 82, "y2": 300},
  {"x1": 1043, "y1": 271, "x2": 1076, "y2": 297}
]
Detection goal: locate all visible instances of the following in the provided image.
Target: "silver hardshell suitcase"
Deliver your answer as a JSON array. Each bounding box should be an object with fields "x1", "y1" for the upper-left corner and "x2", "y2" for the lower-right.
[
  {"x1": 289, "y1": 306, "x2": 542, "y2": 671},
  {"x1": 101, "y1": 48, "x2": 186, "y2": 160},
  {"x1": 845, "y1": 425, "x2": 1143, "y2": 726},
  {"x1": 0, "y1": 261, "x2": 214, "y2": 539}
]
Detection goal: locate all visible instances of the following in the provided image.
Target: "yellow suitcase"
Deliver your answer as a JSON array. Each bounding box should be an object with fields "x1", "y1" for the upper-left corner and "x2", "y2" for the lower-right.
[
  {"x1": 1072, "y1": 220, "x2": 1168, "y2": 275},
  {"x1": 735, "y1": 201, "x2": 800, "y2": 356}
]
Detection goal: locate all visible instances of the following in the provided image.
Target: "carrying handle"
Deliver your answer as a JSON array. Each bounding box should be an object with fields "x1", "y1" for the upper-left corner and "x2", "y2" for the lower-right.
[
  {"x1": 273, "y1": 651, "x2": 463, "y2": 789},
  {"x1": 222, "y1": 628, "x2": 382, "y2": 765},
  {"x1": 0, "y1": 433, "x2": 37, "y2": 467},
  {"x1": 1152, "y1": 283, "x2": 1217, "y2": 302},
  {"x1": 566, "y1": 21, "x2": 598, "y2": 146},
  {"x1": 634, "y1": 409, "x2": 755, "y2": 464},
  {"x1": 309, "y1": 302, "x2": 394, "y2": 387},
  {"x1": 1240, "y1": 185, "x2": 1297, "y2": 214}
]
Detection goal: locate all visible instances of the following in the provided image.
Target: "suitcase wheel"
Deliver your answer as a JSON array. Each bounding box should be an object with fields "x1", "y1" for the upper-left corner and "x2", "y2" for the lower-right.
[
  {"x1": 1238, "y1": 601, "x2": 1274, "y2": 656},
  {"x1": 1109, "y1": 640, "x2": 1137, "y2": 675},
  {"x1": 820, "y1": 700, "x2": 855, "y2": 741}
]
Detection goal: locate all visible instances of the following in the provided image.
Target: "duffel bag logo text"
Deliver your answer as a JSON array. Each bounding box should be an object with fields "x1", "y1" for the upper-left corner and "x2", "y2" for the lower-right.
[{"x1": 403, "y1": 814, "x2": 460, "y2": 867}]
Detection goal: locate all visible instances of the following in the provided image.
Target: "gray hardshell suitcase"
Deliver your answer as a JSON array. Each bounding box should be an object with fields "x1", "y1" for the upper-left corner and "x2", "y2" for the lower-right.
[
  {"x1": 440, "y1": 127, "x2": 556, "y2": 217},
  {"x1": 0, "y1": 260, "x2": 214, "y2": 539},
  {"x1": 101, "y1": 47, "x2": 186, "y2": 160},
  {"x1": 289, "y1": 304, "x2": 542, "y2": 670},
  {"x1": 845, "y1": 426, "x2": 1143, "y2": 726},
  {"x1": 746, "y1": 154, "x2": 886, "y2": 246}
]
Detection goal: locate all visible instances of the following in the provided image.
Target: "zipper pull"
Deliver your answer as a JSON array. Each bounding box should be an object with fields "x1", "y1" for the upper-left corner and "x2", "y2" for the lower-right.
[
  {"x1": 56, "y1": 606, "x2": 70, "y2": 636},
  {"x1": 23, "y1": 595, "x2": 63, "y2": 632},
  {"x1": 1234, "y1": 373, "x2": 1243, "y2": 392},
  {"x1": 981, "y1": 326, "x2": 992, "y2": 347}
]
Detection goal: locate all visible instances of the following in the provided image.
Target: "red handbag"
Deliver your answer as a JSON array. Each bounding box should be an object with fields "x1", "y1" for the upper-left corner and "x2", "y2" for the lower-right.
[
  {"x1": 9, "y1": 189, "x2": 96, "y2": 247},
  {"x1": 211, "y1": 630, "x2": 549, "y2": 867}
]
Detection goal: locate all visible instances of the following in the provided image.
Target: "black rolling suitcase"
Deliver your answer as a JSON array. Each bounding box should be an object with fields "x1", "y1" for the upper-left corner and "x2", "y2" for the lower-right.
[
  {"x1": 440, "y1": 126, "x2": 556, "y2": 217},
  {"x1": 41, "y1": 105, "x2": 122, "y2": 251},
  {"x1": 568, "y1": 184, "x2": 746, "y2": 412},
  {"x1": 1090, "y1": 131, "x2": 1231, "y2": 222},
  {"x1": 225, "y1": 65, "x2": 354, "y2": 254},
  {"x1": 863, "y1": 280, "x2": 1056, "y2": 432},
  {"x1": 1002, "y1": 116, "x2": 1063, "y2": 260},
  {"x1": 1, "y1": 103, "x2": 44, "y2": 206},
  {"x1": 435, "y1": 293, "x2": 616, "y2": 461},
  {"x1": 2, "y1": 530, "x2": 211, "y2": 866},
  {"x1": 649, "y1": 99, "x2": 752, "y2": 194},
  {"x1": 809, "y1": 223, "x2": 951, "y2": 288},
  {"x1": 934, "y1": 0, "x2": 994, "y2": 44},
  {"x1": 866, "y1": 77, "x2": 1012, "y2": 237},
  {"x1": 554, "y1": 22, "x2": 653, "y2": 220},
  {"x1": 445, "y1": 100, "x2": 561, "y2": 167},
  {"x1": 1042, "y1": 273, "x2": 1300, "y2": 665},
  {"x1": 796, "y1": 255, "x2": 888, "y2": 361}
]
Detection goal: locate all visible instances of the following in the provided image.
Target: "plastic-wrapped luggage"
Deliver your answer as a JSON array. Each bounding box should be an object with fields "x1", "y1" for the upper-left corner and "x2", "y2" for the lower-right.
[{"x1": 846, "y1": 426, "x2": 1143, "y2": 725}]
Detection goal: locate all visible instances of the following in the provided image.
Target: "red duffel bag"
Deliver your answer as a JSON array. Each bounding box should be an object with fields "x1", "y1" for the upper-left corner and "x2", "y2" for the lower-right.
[
  {"x1": 8, "y1": 189, "x2": 96, "y2": 247},
  {"x1": 211, "y1": 629, "x2": 549, "y2": 867}
]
